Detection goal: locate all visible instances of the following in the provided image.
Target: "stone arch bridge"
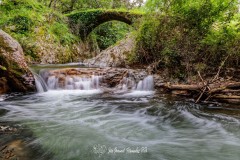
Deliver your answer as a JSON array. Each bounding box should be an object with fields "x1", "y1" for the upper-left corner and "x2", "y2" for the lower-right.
[{"x1": 66, "y1": 9, "x2": 143, "y2": 40}]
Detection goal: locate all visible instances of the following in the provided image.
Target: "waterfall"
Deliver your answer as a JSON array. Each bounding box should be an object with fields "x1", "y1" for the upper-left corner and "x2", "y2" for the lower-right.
[
  {"x1": 117, "y1": 75, "x2": 154, "y2": 97},
  {"x1": 32, "y1": 67, "x2": 153, "y2": 93},
  {"x1": 43, "y1": 75, "x2": 102, "y2": 90},
  {"x1": 36, "y1": 69, "x2": 102, "y2": 90},
  {"x1": 136, "y1": 75, "x2": 154, "y2": 91},
  {"x1": 33, "y1": 73, "x2": 48, "y2": 93},
  {"x1": 117, "y1": 75, "x2": 154, "y2": 92}
]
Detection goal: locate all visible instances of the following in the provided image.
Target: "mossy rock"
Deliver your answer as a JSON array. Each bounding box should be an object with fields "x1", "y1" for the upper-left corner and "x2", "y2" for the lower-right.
[{"x1": 0, "y1": 29, "x2": 35, "y2": 93}]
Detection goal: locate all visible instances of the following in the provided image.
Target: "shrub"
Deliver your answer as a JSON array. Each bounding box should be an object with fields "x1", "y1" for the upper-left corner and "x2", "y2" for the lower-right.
[{"x1": 133, "y1": 0, "x2": 240, "y2": 79}]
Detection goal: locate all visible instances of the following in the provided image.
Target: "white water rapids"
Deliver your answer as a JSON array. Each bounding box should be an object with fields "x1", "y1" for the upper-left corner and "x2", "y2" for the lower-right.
[{"x1": 0, "y1": 66, "x2": 240, "y2": 160}]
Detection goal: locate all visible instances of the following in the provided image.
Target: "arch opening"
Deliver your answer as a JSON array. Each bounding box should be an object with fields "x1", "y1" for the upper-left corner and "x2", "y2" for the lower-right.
[
  {"x1": 79, "y1": 12, "x2": 133, "y2": 40},
  {"x1": 90, "y1": 21, "x2": 133, "y2": 50},
  {"x1": 67, "y1": 10, "x2": 141, "y2": 40}
]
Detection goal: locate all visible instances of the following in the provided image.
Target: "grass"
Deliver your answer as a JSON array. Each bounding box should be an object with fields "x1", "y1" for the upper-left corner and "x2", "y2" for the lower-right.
[{"x1": 0, "y1": 0, "x2": 78, "y2": 63}]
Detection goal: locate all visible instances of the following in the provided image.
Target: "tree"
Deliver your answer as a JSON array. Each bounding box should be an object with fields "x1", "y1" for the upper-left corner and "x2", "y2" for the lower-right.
[{"x1": 38, "y1": 0, "x2": 145, "y2": 13}]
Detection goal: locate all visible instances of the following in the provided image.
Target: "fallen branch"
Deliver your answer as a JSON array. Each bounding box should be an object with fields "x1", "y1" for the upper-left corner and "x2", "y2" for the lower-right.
[
  {"x1": 196, "y1": 71, "x2": 209, "y2": 103},
  {"x1": 195, "y1": 87, "x2": 207, "y2": 103},
  {"x1": 208, "y1": 82, "x2": 240, "y2": 94},
  {"x1": 211, "y1": 55, "x2": 229, "y2": 82},
  {"x1": 163, "y1": 84, "x2": 203, "y2": 91},
  {"x1": 219, "y1": 89, "x2": 240, "y2": 93},
  {"x1": 226, "y1": 82, "x2": 240, "y2": 89},
  {"x1": 212, "y1": 95, "x2": 240, "y2": 99},
  {"x1": 208, "y1": 86, "x2": 227, "y2": 94}
]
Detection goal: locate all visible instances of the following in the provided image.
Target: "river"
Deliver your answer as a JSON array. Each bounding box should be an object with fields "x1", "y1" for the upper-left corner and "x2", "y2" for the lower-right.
[{"x1": 0, "y1": 65, "x2": 240, "y2": 160}]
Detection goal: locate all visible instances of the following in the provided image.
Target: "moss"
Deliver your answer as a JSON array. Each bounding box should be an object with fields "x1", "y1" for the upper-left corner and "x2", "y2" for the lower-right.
[
  {"x1": 49, "y1": 22, "x2": 78, "y2": 45},
  {"x1": 8, "y1": 15, "x2": 34, "y2": 34},
  {"x1": 9, "y1": 69, "x2": 23, "y2": 77},
  {"x1": 67, "y1": 9, "x2": 143, "y2": 40},
  {"x1": 0, "y1": 65, "x2": 7, "y2": 71},
  {"x1": 0, "y1": 0, "x2": 78, "y2": 63},
  {"x1": 67, "y1": 9, "x2": 104, "y2": 25},
  {"x1": 67, "y1": 9, "x2": 144, "y2": 25}
]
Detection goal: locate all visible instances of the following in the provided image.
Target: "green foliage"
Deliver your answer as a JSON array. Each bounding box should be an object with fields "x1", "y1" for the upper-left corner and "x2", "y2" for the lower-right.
[
  {"x1": 67, "y1": 9, "x2": 104, "y2": 25},
  {"x1": 8, "y1": 16, "x2": 33, "y2": 34},
  {"x1": 66, "y1": 8, "x2": 144, "y2": 26},
  {"x1": 3, "y1": 0, "x2": 239, "y2": 77},
  {"x1": 0, "y1": 0, "x2": 77, "y2": 62},
  {"x1": 67, "y1": 9, "x2": 142, "y2": 50},
  {"x1": 0, "y1": 65, "x2": 7, "y2": 71},
  {"x1": 38, "y1": 0, "x2": 145, "y2": 13},
  {"x1": 135, "y1": 17, "x2": 160, "y2": 63},
  {"x1": 0, "y1": 0, "x2": 142, "y2": 63},
  {"x1": 49, "y1": 22, "x2": 77, "y2": 44},
  {"x1": 66, "y1": 8, "x2": 143, "y2": 43},
  {"x1": 67, "y1": 9, "x2": 103, "y2": 39},
  {"x1": 92, "y1": 21, "x2": 131, "y2": 50},
  {"x1": 134, "y1": 0, "x2": 240, "y2": 78},
  {"x1": 201, "y1": 15, "x2": 240, "y2": 66}
]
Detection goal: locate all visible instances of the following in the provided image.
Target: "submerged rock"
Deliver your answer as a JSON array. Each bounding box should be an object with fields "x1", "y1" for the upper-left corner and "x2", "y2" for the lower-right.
[
  {"x1": 0, "y1": 122, "x2": 53, "y2": 160},
  {"x1": 0, "y1": 109, "x2": 8, "y2": 116},
  {"x1": 0, "y1": 29, "x2": 35, "y2": 93}
]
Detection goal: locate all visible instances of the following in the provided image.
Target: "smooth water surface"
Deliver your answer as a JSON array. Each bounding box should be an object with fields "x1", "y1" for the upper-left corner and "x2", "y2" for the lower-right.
[{"x1": 1, "y1": 90, "x2": 240, "y2": 160}]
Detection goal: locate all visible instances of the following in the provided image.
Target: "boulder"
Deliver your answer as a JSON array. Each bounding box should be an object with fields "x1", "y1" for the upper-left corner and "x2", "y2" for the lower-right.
[
  {"x1": 0, "y1": 30, "x2": 35, "y2": 93},
  {"x1": 84, "y1": 35, "x2": 135, "y2": 67},
  {"x1": 0, "y1": 77, "x2": 9, "y2": 94}
]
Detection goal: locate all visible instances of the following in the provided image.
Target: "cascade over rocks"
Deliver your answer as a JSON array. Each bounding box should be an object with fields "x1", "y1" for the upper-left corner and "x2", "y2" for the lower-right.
[
  {"x1": 38, "y1": 67, "x2": 152, "y2": 91},
  {"x1": 0, "y1": 30, "x2": 35, "y2": 93}
]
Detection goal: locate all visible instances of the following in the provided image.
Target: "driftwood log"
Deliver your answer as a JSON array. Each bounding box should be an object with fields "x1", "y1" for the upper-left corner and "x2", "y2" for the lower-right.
[{"x1": 162, "y1": 81, "x2": 240, "y2": 104}]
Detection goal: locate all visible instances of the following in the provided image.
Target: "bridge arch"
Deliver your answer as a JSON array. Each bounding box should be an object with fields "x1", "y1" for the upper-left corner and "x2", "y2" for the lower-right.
[{"x1": 67, "y1": 10, "x2": 142, "y2": 40}]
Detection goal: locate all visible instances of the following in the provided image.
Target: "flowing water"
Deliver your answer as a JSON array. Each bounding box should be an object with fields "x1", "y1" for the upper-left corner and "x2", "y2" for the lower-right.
[{"x1": 1, "y1": 65, "x2": 240, "y2": 160}]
